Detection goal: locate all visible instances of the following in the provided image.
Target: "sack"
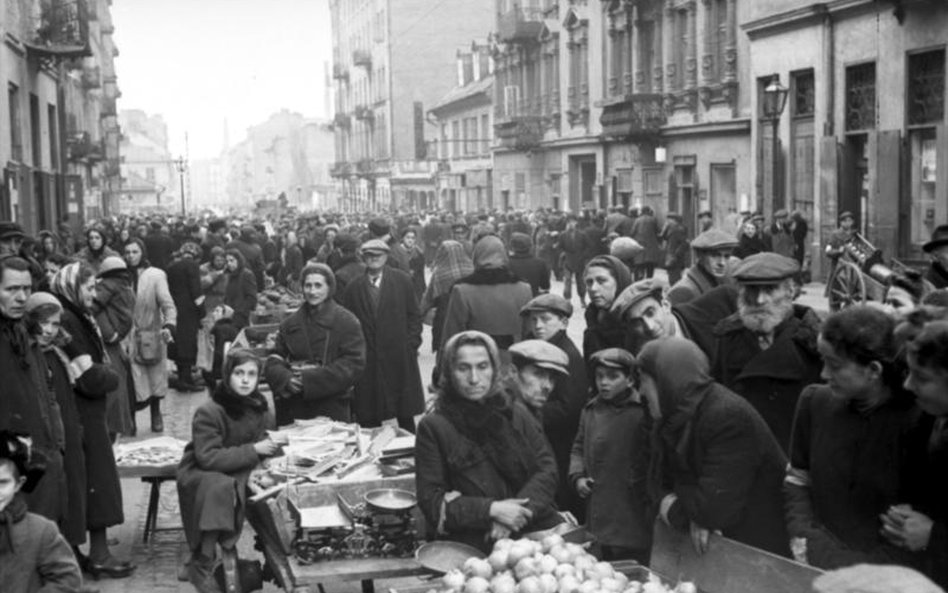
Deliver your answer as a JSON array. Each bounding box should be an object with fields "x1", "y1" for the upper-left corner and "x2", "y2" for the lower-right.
[{"x1": 134, "y1": 330, "x2": 163, "y2": 366}]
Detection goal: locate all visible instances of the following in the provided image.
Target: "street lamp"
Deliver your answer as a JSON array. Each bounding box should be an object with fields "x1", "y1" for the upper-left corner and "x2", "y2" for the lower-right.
[
  {"x1": 762, "y1": 74, "x2": 789, "y2": 212},
  {"x1": 174, "y1": 156, "x2": 188, "y2": 215}
]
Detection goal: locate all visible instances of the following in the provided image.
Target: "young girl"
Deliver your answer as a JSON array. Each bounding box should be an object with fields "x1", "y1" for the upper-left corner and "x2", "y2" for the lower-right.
[
  {"x1": 0, "y1": 430, "x2": 81, "y2": 592},
  {"x1": 569, "y1": 348, "x2": 651, "y2": 563},
  {"x1": 176, "y1": 349, "x2": 280, "y2": 593}
]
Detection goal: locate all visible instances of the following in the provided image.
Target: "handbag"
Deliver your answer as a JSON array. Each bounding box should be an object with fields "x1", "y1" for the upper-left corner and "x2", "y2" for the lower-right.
[{"x1": 134, "y1": 329, "x2": 163, "y2": 366}]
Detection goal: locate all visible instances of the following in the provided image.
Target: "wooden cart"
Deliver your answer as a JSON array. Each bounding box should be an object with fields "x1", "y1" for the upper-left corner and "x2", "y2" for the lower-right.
[{"x1": 827, "y1": 232, "x2": 915, "y2": 311}]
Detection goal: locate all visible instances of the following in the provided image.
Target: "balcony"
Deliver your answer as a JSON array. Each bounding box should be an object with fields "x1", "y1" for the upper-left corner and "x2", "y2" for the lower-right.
[
  {"x1": 81, "y1": 66, "x2": 101, "y2": 89},
  {"x1": 495, "y1": 98, "x2": 546, "y2": 152},
  {"x1": 333, "y1": 112, "x2": 351, "y2": 129},
  {"x1": 599, "y1": 93, "x2": 666, "y2": 142},
  {"x1": 66, "y1": 132, "x2": 103, "y2": 162},
  {"x1": 355, "y1": 159, "x2": 376, "y2": 177},
  {"x1": 352, "y1": 49, "x2": 372, "y2": 68},
  {"x1": 332, "y1": 64, "x2": 349, "y2": 81},
  {"x1": 353, "y1": 105, "x2": 375, "y2": 123},
  {"x1": 26, "y1": 0, "x2": 91, "y2": 59},
  {"x1": 100, "y1": 96, "x2": 117, "y2": 118},
  {"x1": 330, "y1": 162, "x2": 352, "y2": 178},
  {"x1": 498, "y1": 4, "x2": 544, "y2": 44}
]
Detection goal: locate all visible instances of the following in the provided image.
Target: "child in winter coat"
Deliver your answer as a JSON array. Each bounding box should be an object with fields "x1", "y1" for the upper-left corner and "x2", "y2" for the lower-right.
[
  {"x1": 176, "y1": 349, "x2": 280, "y2": 593},
  {"x1": 569, "y1": 348, "x2": 652, "y2": 563},
  {"x1": 0, "y1": 430, "x2": 82, "y2": 593}
]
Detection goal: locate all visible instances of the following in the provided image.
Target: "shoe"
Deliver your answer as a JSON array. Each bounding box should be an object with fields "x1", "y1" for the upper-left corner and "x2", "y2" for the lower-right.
[
  {"x1": 177, "y1": 380, "x2": 202, "y2": 392},
  {"x1": 85, "y1": 557, "x2": 136, "y2": 580},
  {"x1": 219, "y1": 548, "x2": 243, "y2": 593},
  {"x1": 189, "y1": 555, "x2": 222, "y2": 593},
  {"x1": 150, "y1": 399, "x2": 164, "y2": 433}
]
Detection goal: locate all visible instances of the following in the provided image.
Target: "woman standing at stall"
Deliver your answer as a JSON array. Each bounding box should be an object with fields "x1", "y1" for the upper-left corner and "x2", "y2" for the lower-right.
[
  {"x1": 124, "y1": 238, "x2": 177, "y2": 433},
  {"x1": 49, "y1": 264, "x2": 133, "y2": 579},
  {"x1": 177, "y1": 348, "x2": 280, "y2": 593},
  {"x1": 264, "y1": 263, "x2": 366, "y2": 425},
  {"x1": 416, "y1": 331, "x2": 561, "y2": 552}
]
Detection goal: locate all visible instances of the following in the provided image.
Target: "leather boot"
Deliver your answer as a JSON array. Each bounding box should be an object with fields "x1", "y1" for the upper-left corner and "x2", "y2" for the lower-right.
[
  {"x1": 219, "y1": 548, "x2": 242, "y2": 593},
  {"x1": 188, "y1": 554, "x2": 221, "y2": 593},
  {"x1": 150, "y1": 398, "x2": 164, "y2": 433}
]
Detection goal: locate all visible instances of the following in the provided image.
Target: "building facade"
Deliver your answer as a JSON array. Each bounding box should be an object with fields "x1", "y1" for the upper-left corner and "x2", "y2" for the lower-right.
[
  {"x1": 328, "y1": 0, "x2": 495, "y2": 212},
  {"x1": 117, "y1": 109, "x2": 176, "y2": 215},
  {"x1": 428, "y1": 42, "x2": 495, "y2": 213},
  {"x1": 492, "y1": 0, "x2": 751, "y2": 231},
  {"x1": 745, "y1": 0, "x2": 948, "y2": 276},
  {"x1": 1, "y1": 0, "x2": 121, "y2": 232}
]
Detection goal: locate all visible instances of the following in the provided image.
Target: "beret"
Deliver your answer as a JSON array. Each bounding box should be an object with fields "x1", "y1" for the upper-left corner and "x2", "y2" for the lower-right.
[
  {"x1": 360, "y1": 238, "x2": 391, "y2": 254},
  {"x1": 589, "y1": 348, "x2": 636, "y2": 371},
  {"x1": 508, "y1": 340, "x2": 569, "y2": 376},
  {"x1": 25, "y1": 291, "x2": 62, "y2": 313},
  {"x1": 610, "y1": 277, "x2": 668, "y2": 319},
  {"x1": 520, "y1": 293, "x2": 573, "y2": 318},
  {"x1": 732, "y1": 252, "x2": 800, "y2": 285},
  {"x1": 97, "y1": 256, "x2": 127, "y2": 276},
  {"x1": 691, "y1": 228, "x2": 738, "y2": 251}
]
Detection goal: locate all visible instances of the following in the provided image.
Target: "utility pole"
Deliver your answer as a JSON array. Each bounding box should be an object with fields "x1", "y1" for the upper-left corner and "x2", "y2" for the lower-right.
[{"x1": 174, "y1": 155, "x2": 187, "y2": 215}]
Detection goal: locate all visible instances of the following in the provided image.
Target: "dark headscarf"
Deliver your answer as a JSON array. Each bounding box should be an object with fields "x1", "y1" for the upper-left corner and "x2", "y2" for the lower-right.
[
  {"x1": 457, "y1": 235, "x2": 520, "y2": 286},
  {"x1": 583, "y1": 255, "x2": 633, "y2": 312},
  {"x1": 212, "y1": 349, "x2": 269, "y2": 420},
  {"x1": 422, "y1": 240, "x2": 474, "y2": 311}
]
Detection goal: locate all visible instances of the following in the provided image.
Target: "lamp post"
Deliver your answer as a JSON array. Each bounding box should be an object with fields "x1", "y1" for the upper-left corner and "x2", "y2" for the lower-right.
[
  {"x1": 174, "y1": 156, "x2": 187, "y2": 215},
  {"x1": 762, "y1": 75, "x2": 789, "y2": 213}
]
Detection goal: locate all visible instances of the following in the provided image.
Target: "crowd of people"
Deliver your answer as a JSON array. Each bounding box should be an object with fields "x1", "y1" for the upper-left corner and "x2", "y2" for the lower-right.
[{"x1": 0, "y1": 205, "x2": 947, "y2": 593}]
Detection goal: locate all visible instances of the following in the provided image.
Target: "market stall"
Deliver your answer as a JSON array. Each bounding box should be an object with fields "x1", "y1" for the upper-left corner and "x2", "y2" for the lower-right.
[{"x1": 114, "y1": 436, "x2": 188, "y2": 543}]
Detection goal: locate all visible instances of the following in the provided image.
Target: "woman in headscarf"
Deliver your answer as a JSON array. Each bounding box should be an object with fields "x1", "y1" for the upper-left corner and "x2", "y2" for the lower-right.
[
  {"x1": 582, "y1": 254, "x2": 633, "y2": 368},
  {"x1": 421, "y1": 240, "x2": 473, "y2": 353},
  {"x1": 76, "y1": 226, "x2": 119, "y2": 274},
  {"x1": 440, "y1": 236, "x2": 533, "y2": 352},
  {"x1": 124, "y1": 238, "x2": 177, "y2": 433},
  {"x1": 415, "y1": 331, "x2": 561, "y2": 552},
  {"x1": 207, "y1": 249, "x2": 257, "y2": 386},
  {"x1": 638, "y1": 336, "x2": 790, "y2": 557},
  {"x1": 264, "y1": 263, "x2": 366, "y2": 425},
  {"x1": 49, "y1": 264, "x2": 134, "y2": 579},
  {"x1": 34, "y1": 230, "x2": 61, "y2": 264}
]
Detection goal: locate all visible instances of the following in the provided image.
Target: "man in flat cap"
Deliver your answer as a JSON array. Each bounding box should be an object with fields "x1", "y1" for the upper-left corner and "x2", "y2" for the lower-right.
[
  {"x1": 340, "y1": 239, "x2": 424, "y2": 431},
  {"x1": 710, "y1": 252, "x2": 822, "y2": 451},
  {"x1": 668, "y1": 228, "x2": 738, "y2": 306},
  {"x1": 519, "y1": 294, "x2": 588, "y2": 520}
]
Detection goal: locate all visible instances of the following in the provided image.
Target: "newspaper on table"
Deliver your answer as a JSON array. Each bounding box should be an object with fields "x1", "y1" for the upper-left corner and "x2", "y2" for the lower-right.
[{"x1": 113, "y1": 436, "x2": 187, "y2": 469}]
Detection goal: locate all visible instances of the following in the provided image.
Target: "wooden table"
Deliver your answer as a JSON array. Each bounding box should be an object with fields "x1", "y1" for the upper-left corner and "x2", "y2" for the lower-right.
[{"x1": 118, "y1": 463, "x2": 178, "y2": 543}]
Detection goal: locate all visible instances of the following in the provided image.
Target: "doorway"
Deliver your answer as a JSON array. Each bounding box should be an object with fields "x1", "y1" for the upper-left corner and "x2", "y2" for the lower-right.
[{"x1": 569, "y1": 155, "x2": 597, "y2": 211}]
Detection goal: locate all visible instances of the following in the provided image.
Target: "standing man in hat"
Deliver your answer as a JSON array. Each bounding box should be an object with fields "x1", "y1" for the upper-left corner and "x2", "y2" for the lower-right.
[
  {"x1": 767, "y1": 209, "x2": 795, "y2": 258},
  {"x1": 825, "y1": 211, "x2": 856, "y2": 284},
  {"x1": 660, "y1": 212, "x2": 689, "y2": 286},
  {"x1": 0, "y1": 222, "x2": 44, "y2": 288},
  {"x1": 922, "y1": 224, "x2": 948, "y2": 289},
  {"x1": 668, "y1": 228, "x2": 738, "y2": 305},
  {"x1": 508, "y1": 233, "x2": 551, "y2": 297},
  {"x1": 340, "y1": 239, "x2": 424, "y2": 431},
  {"x1": 697, "y1": 210, "x2": 714, "y2": 233},
  {"x1": 709, "y1": 253, "x2": 823, "y2": 450},
  {"x1": 629, "y1": 206, "x2": 662, "y2": 280}
]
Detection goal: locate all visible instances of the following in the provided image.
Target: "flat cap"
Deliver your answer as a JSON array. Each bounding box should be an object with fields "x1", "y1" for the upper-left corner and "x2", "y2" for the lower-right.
[
  {"x1": 732, "y1": 252, "x2": 800, "y2": 285},
  {"x1": 0, "y1": 221, "x2": 26, "y2": 241},
  {"x1": 691, "y1": 228, "x2": 738, "y2": 251},
  {"x1": 360, "y1": 239, "x2": 391, "y2": 254},
  {"x1": 508, "y1": 340, "x2": 569, "y2": 375},
  {"x1": 610, "y1": 277, "x2": 668, "y2": 319},
  {"x1": 589, "y1": 348, "x2": 636, "y2": 372},
  {"x1": 838, "y1": 210, "x2": 855, "y2": 221},
  {"x1": 520, "y1": 293, "x2": 573, "y2": 318}
]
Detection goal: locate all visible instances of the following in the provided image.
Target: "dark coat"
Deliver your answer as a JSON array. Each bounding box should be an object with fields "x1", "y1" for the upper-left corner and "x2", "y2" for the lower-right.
[
  {"x1": 711, "y1": 305, "x2": 823, "y2": 451},
  {"x1": 661, "y1": 222, "x2": 689, "y2": 270},
  {"x1": 265, "y1": 301, "x2": 366, "y2": 426},
  {"x1": 734, "y1": 233, "x2": 768, "y2": 259},
  {"x1": 784, "y1": 385, "x2": 921, "y2": 569},
  {"x1": 0, "y1": 317, "x2": 66, "y2": 523},
  {"x1": 176, "y1": 388, "x2": 270, "y2": 553},
  {"x1": 282, "y1": 244, "x2": 304, "y2": 285},
  {"x1": 340, "y1": 269, "x2": 424, "y2": 426},
  {"x1": 630, "y1": 214, "x2": 662, "y2": 265},
  {"x1": 569, "y1": 391, "x2": 651, "y2": 549},
  {"x1": 441, "y1": 270, "x2": 533, "y2": 351},
  {"x1": 668, "y1": 264, "x2": 720, "y2": 306},
  {"x1": 415, "y1": 402, "x2": 560, "y2": 552},
  {"x1": 508, "y1": 254, "x2": 551, "y2": 297},
  {"x1": 904, "y1": 414, "x2": 948, "y2": 588},
  {"x1": 92, "y1": 271, "x2": 135, "y2": 344},
  {"x1": 167, "y1": 256, "x2": 204, "y2": 362},
  {"x1": 557, "y1": 228, "x2": 587, "y2": 273},
  {"x1": 224, "y1": 264, "x2": 257, "y2": 330},
  {"x1": 332, "y1": 257, "x2": 366, "y2": 298},
  {"x1": 57, "y1": 299, "x2": 123, "y2": 530},
  {"x1": 925, "y1": 261, "x2": 948, "y2": 290},
  {"x1": 144, "y1": 231, "x2": 176, "y2": 271},
  {"x1": 226, "y1": 237, "x2": 266, "y2": 288},
  {"x1": 0, "y1": 499, "x2": 81, "y2": 593}
]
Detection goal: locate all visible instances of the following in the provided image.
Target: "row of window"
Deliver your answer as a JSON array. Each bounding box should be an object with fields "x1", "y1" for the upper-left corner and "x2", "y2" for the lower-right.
[
  {"x1": 438, "y1": 113, "x2": 493, "y2": 159},
  {"x1": 7, "y1": 82, "x2": 61, "y2": 171}
]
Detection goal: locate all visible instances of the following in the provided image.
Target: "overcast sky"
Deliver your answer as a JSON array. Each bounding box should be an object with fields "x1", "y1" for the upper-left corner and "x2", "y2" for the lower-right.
[{"x1": 112, "y1": 0, "x2": 333, "y2": 158}]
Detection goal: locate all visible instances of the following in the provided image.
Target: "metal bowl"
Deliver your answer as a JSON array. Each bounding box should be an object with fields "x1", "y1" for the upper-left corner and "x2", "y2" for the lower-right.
[
  {"x1": 363, "y1": 488, "x2": 417, "y2": 513},
  {"x1": 415, "y1": 541, "x2": 486, "y2": 574}
]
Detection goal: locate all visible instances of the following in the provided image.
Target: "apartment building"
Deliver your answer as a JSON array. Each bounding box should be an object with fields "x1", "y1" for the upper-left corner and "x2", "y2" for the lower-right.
[
  {"x1": 1, "y1": 0, "x2": 121, "y2": 231},
  {"x1": 329, "y1": 0, "x2": 494, "y2": 212},
  {"x1": 117, "y1": 109, "x2": 175, "y2": 214}
]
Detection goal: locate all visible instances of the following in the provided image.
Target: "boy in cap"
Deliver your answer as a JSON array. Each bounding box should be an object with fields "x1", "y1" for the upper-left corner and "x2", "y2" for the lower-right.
[{"x1": 569, "y1": 348, "x2": 651, "y2": 563}]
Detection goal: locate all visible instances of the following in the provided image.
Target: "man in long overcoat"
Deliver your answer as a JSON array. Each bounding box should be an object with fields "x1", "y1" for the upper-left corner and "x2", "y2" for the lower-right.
[{"x1": 340, "y1": 240, "x2": 424, "y2": 431}]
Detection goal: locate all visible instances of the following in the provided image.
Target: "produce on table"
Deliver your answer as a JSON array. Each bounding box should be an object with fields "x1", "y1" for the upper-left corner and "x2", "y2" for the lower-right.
[{"x1": 436, "y1": 536, "x2": 695, "y2": 593}]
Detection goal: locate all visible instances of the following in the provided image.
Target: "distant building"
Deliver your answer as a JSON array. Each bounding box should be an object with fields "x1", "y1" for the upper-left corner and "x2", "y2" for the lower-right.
[
  {"x1": 190, "y1": 158, "x2": 226, "y2": 209},
  {"x1": 0, "y1": 0, "x2": 121, "y2": 232},
  {"x1": 428, "y1": 42, "x2": 495, "y2": 212},
  {"x1": 117, "y1": 110, "x2": 175, "y2": 214},
  {"x1": 328, "y1": 0, "x2": 495, "y2": 212}
]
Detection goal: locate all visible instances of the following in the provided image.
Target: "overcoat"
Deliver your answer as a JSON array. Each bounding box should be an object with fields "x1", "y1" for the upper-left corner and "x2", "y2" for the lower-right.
[
  {"x1": 668, "y1": 264, "x2": 720, "y2": 306},
  {"x1": 0, "y1": 499, "x2": 81, "y2": 593},
  {"x1": 92, "y1": 271, "x2": 135, "y2": 434},
  {"x1": 340, "y1": 268, "x2": 424, "y2": 426},
  {"x1": 440, "y1": 272, "x2": 533, "y2": 351},
  {"x1": 129, "y1": 266, "x2": 177, "y2": 402},
  {"x1": 167, "y1": 256, "x2": 204, "y2": 362},
  {"x1": 223, "y1": 261, "x2": 257, "y2": 330},
  {"x1": 630, "y1": 214, "x2": 663, "y2": 266},
  {"x1": 265, "y1": 301, "x2": 366, "y2": 426}
]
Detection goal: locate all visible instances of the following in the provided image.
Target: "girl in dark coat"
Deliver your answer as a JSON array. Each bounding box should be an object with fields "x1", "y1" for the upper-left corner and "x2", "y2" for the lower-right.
[
  {"x1": 785, "y1": 306, "x2": 921, "y2": 569},
  {"x1": 177, "y1": 349, "x2": 279, "y2": 593},
  {"x1": 639, "y1": 337, "x2": 790, "y2": 558},
  {"x1": 582, "y1": 255, "x2": 634, "y2": 371},
  {"x1": 166, "y1": 242, "x2": 205, "y2": 392},
  {"x1": 415, "y1": 331, "x2": 562, "y2": 552},
  {"x1": 265, "y1": 264, "x2": 366, "y2": 425},
  {"x1": 49, "y1": 263, "x2": 132, "y2": 579}
]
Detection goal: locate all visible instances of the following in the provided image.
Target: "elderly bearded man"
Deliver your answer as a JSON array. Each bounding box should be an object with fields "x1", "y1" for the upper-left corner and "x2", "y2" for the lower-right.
[
  {"x1": 668, "y1": 228, "x2": 738, "y2": 306},
  {"x1": 710, "y1": 253, "x2": 822, "y2": 451}
]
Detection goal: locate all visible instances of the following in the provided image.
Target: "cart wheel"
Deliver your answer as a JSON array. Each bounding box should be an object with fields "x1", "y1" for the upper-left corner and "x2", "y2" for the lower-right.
[{"x1": 828, "y1": 261, "x2": 866, "y2": 312}]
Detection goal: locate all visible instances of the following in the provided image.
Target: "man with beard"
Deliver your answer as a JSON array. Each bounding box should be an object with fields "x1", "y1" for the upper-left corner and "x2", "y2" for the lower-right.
[
  {"x1": 710, "y1": 252, "x2": 822, "y2": 451},
  {"x1": 668, "y1": 228, "x2": 737, "y2": 305}
]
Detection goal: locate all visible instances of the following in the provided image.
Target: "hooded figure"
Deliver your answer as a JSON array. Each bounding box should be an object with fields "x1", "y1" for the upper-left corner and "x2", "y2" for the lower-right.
[
  {"x1": 582, "y1": 255, "x2": 634, "y2": 368},
  {"x1": 421, "y1": 240, "x2": 474, "y2": 353},
  {"x1": 76, "y1": 226, "x2": 119, "y2": 274},
  {"x1": 440, "y1": 236, "x2": 533, "y2": 351},
  {"x1": 415, "y1": 331, "x2": 561, "y2": 552},
  {"x1": 638, "y1": 337, "x2": 790, "y2": 557},
  {"x1": 507, "y1": 232, "x2": 551, "y2": 297},
  {"x1": 91, "y1": 256, "x2": 135, "y2": 436},
  {"x1": 265, "y1": 264, "x2": 367, "y2": 425}
]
